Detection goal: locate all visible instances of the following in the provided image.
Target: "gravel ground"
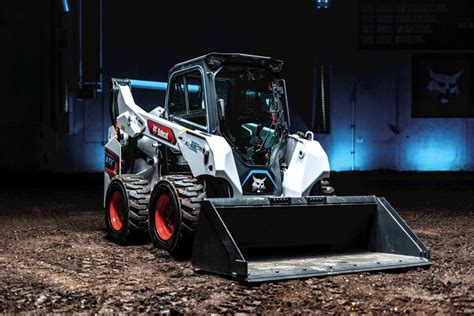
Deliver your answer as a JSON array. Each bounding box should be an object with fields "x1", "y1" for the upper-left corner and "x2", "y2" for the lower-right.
[{"x1": 0, "y1": 172, "x2": 472, "y2": 313}]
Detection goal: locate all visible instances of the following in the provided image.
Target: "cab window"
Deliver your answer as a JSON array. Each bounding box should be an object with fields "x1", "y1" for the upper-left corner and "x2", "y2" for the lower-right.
[
  {"x1": 168, "y1": 76, "x2": 186, "y2": 116},
  {"x1": 185, "y1": 71, "x2": 206, "y2": 126},
  {"x1": 187, "y1": 72, "x2": 204, "y2": 112},
  {"x1": 167, "y1": 69, "x2": 207, "y2": 129}
]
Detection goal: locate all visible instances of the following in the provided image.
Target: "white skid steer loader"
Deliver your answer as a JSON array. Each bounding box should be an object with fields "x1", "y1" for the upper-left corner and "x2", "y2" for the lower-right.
[{"x1": 103, "y1": 53, "x2": 431, "y2": 282}]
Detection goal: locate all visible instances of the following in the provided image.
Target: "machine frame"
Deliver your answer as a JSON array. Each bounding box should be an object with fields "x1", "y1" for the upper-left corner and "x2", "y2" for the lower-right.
[{"x1": 102, "y1": 53, "x2": 431, "y2": 282}]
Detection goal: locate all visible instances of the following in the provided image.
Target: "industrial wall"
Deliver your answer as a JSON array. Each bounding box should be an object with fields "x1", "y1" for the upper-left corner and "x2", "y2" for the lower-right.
[
  {"x1": 0, "y1": 1, "x2": 46, "y2": 171},
  {"x1": 316, "y1": 1, "x2": 474, "y2": 171},
  {"x1": 1, "y1": 0, "x2": 473, "y2": 173},
  {"x1": 319, "y1": 52, "x2": 473, "y2": 171}
]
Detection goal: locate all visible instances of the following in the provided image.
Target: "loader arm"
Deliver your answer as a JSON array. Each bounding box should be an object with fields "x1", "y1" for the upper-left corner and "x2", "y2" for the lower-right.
[
  {"x1": 109, "y1": 80, "x2": 243, "y2": 196},
  {"x1": 114, "y1": 81, "x2": 181, "y2": 151}
]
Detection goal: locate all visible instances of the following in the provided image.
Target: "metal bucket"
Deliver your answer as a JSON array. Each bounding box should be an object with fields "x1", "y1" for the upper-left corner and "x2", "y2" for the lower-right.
[{"x1": 191, "y1": 196, "x2": 431, "y2": 282}]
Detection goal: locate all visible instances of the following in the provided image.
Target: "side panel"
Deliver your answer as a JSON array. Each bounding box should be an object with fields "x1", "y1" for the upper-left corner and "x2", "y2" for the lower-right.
[
  {"x1": 282, "y1": 135, "x2": 330, "y2": 197},
  {"x1": 177, "y1": 131, "x2": 243, "y2": 197},
  {"x1": 205, "y1": 134, "x2": 243, "y2": 197},
  {"x1": 103, "y1": 132, "x2": 121, "y2": 207}
]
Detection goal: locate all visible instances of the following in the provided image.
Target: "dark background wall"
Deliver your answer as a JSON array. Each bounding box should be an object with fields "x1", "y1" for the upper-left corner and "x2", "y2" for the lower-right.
[
  {"x1": 317, "y1": 0, "x2": 474, "y2": 171},
  {"x1": 1, "y1": 0, "x2": 473, "y2": 172}
]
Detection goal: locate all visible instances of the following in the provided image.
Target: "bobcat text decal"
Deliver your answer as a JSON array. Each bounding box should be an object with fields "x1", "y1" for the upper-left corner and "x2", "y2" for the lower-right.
[{"x1": 147, "y1": 120, "x2": 176, "y2": 144}]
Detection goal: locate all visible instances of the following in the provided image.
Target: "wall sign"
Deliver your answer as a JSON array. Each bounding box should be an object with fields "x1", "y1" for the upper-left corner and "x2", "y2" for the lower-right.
[
  {"x1": 412, "y1": 54, "x2": 474, "y2": 117},
  {"x1": 360, "y1": 0, "x2": 474, "y2": 50}
]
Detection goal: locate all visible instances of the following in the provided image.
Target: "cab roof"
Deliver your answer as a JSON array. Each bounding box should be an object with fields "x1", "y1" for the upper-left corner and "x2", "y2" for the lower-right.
[{"x1": 169, "y1": 53, "x2": 284, "y2": 76}]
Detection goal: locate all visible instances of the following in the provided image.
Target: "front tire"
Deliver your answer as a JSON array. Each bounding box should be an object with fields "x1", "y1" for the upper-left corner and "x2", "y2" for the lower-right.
[
  {"x1": 105, "y1": 175, "x2": 150, "y2": 244},
  {"x1": 148, "y1": 175, "x2": 205, "y2": 259}
]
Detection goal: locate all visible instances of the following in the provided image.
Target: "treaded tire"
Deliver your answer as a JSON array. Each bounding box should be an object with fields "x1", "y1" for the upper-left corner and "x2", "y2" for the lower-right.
[
  {"x1": 149, "y1": 175, "x2": 206, "y2": 259},
  {"x1": 105, "y1": 174, "x2": 150, "y2": 244}
]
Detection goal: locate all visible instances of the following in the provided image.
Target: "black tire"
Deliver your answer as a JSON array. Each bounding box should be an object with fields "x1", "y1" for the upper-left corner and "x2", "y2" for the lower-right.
[
  {"x1": 309, "y1": 179, "x2": 335, "y2": 196},
  {"x1": 105, "y1": 174, "x2": 150, "y2": 244},
  {"x1": 148, "y1": 175, "x2": 205, "y2": 259},
  {"x1": 201, "y1": 176, "x2": 233, "y2": 198}
]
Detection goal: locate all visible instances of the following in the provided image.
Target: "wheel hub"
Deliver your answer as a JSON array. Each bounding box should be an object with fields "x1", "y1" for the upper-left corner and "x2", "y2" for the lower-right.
[
  {"x1": 155, "y1": 194, "x2": 175, "y2": 240},
  {"x1": 109, "y1": 191, "x2": 125, "y2": 231}
]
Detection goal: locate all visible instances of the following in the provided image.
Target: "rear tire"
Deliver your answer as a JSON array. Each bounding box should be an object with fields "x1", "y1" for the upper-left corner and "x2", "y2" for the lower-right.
[
  {"x1": 148, "y1": 175, "x2": 205, "y2": 259},
  {"x1": 105, "y1": 175, "x2": 150, "y2": 244}
]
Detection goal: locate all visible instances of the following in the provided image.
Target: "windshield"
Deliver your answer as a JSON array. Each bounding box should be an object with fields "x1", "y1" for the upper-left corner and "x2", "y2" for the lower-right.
[{"x1": 215, "y1": 64, "x2": 284, "y2": 166}]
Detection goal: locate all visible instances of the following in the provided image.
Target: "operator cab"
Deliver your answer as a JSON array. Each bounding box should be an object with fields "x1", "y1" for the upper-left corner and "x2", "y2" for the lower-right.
[{"x1": 165, "y1": 53, "x2": 290, "y2": 195}]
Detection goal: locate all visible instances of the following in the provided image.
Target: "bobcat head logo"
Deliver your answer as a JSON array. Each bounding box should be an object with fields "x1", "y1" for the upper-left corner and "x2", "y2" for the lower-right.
[
  {"x1": 427, "y1": 69, "x2": 464, "y2": 105},
  {"x1": 252, "y1": 176, "x2": 266, "y2": 193}
]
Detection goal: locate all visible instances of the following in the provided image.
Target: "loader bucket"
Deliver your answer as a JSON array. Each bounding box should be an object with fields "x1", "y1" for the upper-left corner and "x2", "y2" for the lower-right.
[{"x1": 191, "y1": 196, "x2": 431, "y2": 282}]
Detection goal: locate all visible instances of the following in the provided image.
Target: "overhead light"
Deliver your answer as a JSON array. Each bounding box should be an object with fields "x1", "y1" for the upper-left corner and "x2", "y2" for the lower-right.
[
  {"x1": 316, "y1": 0, "x2": 330, "y2": 9},
  {"x1": 62, "y1": 0, "x2": 70, "y2": 13}
]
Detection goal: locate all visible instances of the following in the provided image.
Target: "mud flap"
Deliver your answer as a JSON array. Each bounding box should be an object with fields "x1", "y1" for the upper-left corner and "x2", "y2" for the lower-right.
[{"x1": 191, "y1": 196, "x2": 431, "y2": 282}]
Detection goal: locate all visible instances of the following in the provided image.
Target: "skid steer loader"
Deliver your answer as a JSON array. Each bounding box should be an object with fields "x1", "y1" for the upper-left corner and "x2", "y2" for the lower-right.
[{"x1": 104, "y1": 53, "x2": 431, "y2": 282}]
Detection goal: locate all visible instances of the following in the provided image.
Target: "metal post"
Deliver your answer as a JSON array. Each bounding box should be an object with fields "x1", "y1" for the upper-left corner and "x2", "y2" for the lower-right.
[
  {"x1": 351, "y1": 83, "x2": 357, "y2": 171},
  {"x1": 99, "y1": 0, "x2": 104, "y2": 144},
  {"x1": 320, "y1": 65, "x2": 327, "y2": 133},
  {"x1": 79, "y1": 0, "x2": 83, "y2": 86},
  {"x1": 99, "y1": 0, "x2": 103, "y2": 92}
]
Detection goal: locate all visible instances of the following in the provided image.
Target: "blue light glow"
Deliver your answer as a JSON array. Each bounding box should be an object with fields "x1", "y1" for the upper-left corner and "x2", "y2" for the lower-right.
[
  {"x1": 404, "y1": 138, "x2": 465, "y2": 171},
  {"x1": 328, "y1": 141, "x2": 353, "y2": 171},
  {"x1": 324, "y1": 126, "x2": 468, "y2": 172},
  {"x1": 407, "y1": 147, "x2": 457, "y2": 171},
  {"x1": 62, "y1": 0, "x2": 70, "y2": 13}
]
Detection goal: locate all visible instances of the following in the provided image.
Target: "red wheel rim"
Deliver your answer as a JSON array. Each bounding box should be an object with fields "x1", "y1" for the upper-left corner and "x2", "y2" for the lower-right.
[
  {"x1": 155, "y1": 194, "x2": 175, "y2": 241},
  {"x1": 109, "y1": 191, "x2": 125, "y2": 231}
]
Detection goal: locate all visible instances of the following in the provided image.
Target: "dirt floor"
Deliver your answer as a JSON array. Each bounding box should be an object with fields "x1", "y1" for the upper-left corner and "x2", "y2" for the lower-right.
[{"x1": 0, "y1": 172, "x2": 473, "y2": 313}]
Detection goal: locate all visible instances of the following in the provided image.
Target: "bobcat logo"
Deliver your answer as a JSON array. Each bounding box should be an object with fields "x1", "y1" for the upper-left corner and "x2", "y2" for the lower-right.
[
  {"x1": 427, "y1": 69, "x2": 464, "y2": 105},
  {"x1": 252, "y1": 176, "x2": 266, "y2": 193}
]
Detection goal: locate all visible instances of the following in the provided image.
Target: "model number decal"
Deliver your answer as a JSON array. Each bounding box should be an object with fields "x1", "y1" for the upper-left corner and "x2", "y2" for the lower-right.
[
  {"x1": 104, "y1": 148, "x2": 119, "y2": 179},
  {"x1": 105, "y1": 153, "x2": 115, "y2": 169},
  {"x1": 183, "y1": 139, "x2": 205, "y2": 154}
]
